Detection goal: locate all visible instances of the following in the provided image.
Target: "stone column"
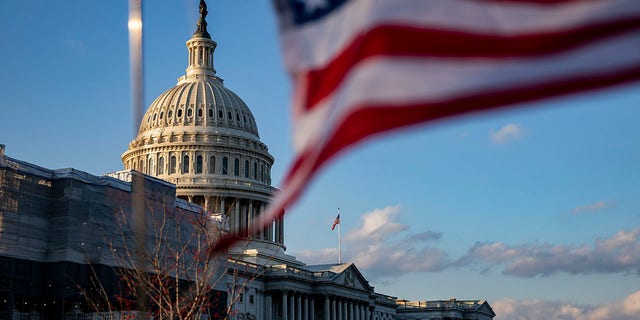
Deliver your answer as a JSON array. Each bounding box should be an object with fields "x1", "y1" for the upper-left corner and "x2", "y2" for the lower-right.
[
  {"x1": 220, "y1": 197, "x2": 225, "y2": 215},
  {"x1": 324, "y1": 296, "x2": 330, "y2": 320},
  {"x1": 331, "y1": 297, "x2": 336, "y2": 320},
  {"x1": 349, "y1": 302, "x2": 354, "y2": 320},
  {"x1": 296, "y1": 294, "x2": 302, "y2": 320},
  {"x1": 279, "y1": 216, "x2": 285, "y2": 244},
  {"x1": 290, "y1": 293, "x2": 296, "y2": 320},
  {"x1": 259, "y1": 203, "x2": 265, "y2": 239},
  {"x1": 336, "y1": 298, "x2": 342, "y2": 320},
  {"x1": 354, "y1": 303, "x2": 359, "y2": 320},
  {"x1": 304, "y1": 296, "x2": 309, "y2": 320},
  {"x1": 265, "y1": 292, "x2": 273, "y2": 320},
  {"x1": 282, "y1": 291, "x2": 288, "y2": 320},
  {"x1": 248, "y1": 201, "x2": 254, "y2": 236},
  {"x1": 234, "y1": 201, "x2": 240, "y2": 234},
  {"x1": 310, "y1": 297, "x2": 315, "y2": 320}
]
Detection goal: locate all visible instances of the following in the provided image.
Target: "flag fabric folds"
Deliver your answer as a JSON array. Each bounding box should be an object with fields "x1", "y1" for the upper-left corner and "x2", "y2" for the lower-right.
[
  {"x1": 213, "y1": 0, "x2": 640, "y2": 251},
  {"x1": 331, "y1": 214, "x2": 340, "y2": 231}
]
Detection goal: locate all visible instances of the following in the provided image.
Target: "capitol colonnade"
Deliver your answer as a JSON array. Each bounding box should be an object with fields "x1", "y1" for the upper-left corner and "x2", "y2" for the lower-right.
[{"x1": 259, "y1": 290, "x2": 374, "y2": 320}]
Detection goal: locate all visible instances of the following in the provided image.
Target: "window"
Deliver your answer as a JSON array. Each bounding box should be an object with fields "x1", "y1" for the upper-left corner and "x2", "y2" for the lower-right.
[
  {"x1": 177, "y1": 109, "x2": 183, "y2": 118},
  {"x1": 244, "y1": 160, "x2": 249, "y2": 178},
  {"x1": 227, "y1": 111, "x2": 232, "y2": 119},
  {"x1": 222, "y1": 157, "x2": 228, "y2": 175},
  {"x1": 253, "y1": 162, "x2": 257, "y2": 179},
  {"x1": 170, "y1": 155, "x2": 177, "y2": 174},
  {"x1": 259, "y1": 164, "x2": 264, "y2": 182},
  {"x1": 183, "y1": 155, "x2": 190, "y2": 173},
  {"x1": 187, "y1": 108, "x2": 193, "y2": 117},
  {"x1": 249, "y1": 295, "x2": 254, "y2": 304},
  {"x1": 196, "y1": 155, "x2": 203, "y2": 174},
  {"x1": 209, "y1": 155, "x2": 216, "y2": 173},
  {"x1": 149, "y1": 158, "x2": 154, "y2": 175},
  {"x1": 198, "y1": 108, "x2": 203, "y2": 117},
  {"x1": 158, "y1": 156, "x2": 165, "y2": 174},
  {"x1": 218, "y1": 110, "x2": 223, "y2": 118},
  {"x1": 208, "y1": 109, "x2": 213, "y2": 117},
  {"x1": 234, "y1": 158, "x2": 240, "y2": 176},
  {"x1": 159, "y1": 111, "x2": 164, "y2": 119}
]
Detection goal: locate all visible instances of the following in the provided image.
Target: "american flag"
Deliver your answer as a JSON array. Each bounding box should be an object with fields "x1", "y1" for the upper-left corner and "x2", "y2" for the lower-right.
[
  {"x1": 213, "y1": 0, "x2": 640, "y2": 251},
  {"x1": 331, "y1": 214, "x2": 340, "y2": 231}
]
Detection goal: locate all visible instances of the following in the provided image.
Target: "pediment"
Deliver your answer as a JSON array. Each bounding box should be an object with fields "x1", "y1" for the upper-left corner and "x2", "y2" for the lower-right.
[{"x1": 330, "y1": 263, "x2": 372, "y2": 292}]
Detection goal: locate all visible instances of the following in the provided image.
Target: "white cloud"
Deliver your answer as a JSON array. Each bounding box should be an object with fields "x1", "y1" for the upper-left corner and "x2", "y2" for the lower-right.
[
  {"x1": 345, "y1": 206, "x2": 407, "y2": 242},
  {"x1": 456, "y1": 228, "x2": 640, "y2": 277},
  {"x1": 493, "y1": 290, "x2": 640, "y2": 320},
  {"x1": 490, "y1": 124, "x2": 523, "y2": 144},
  {"x1": 572, "y1": 200, "x2": 614, "y2": 215},
  {"x1": 294, "y1": 206, "x2": 447, "y2": 279}
]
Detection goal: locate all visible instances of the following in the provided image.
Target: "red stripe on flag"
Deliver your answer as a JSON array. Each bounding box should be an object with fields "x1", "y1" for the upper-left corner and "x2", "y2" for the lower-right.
[
  {"x1": 302, "y1": 17, "x2": 640, "y2": 112},
  {"x1": 311, "y1": 63, "x2": 640, "y2": 170}
]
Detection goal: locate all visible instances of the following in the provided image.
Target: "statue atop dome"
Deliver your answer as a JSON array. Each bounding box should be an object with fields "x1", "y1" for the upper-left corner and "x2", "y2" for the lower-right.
[{"x1": 193, "y1": 0, "x2": 211, "y2": 39}]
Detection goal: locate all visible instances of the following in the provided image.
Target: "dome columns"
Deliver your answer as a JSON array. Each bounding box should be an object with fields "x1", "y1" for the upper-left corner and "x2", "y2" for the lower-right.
[
  {"x1": 186, "y1": 38, "x2": 217, "y2": 77},
  {"x1": 202, "y1": 196, "x2": 284, "y2": 246}
]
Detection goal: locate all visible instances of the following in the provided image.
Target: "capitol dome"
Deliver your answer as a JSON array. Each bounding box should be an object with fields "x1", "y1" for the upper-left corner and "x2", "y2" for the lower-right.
[
  {"x1": 138, "y1": 74, "x2": 260, "y2": 139},
  {"x1": 121, "y1": 3, "x2": 292, "y2": 263}
]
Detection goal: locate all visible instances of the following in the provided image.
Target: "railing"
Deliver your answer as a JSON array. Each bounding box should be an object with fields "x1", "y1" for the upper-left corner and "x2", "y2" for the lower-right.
[{"x1": 396, "y1": 299, "x2": 482, "y2": 310}]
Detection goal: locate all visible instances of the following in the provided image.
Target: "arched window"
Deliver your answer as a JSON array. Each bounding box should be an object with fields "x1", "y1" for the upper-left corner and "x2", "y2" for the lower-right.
[
  {"x1": 253, "y1": 162, "x2": 257, "y2": 180},
  {"x1": 259, "y1": 163, "x2": 264, "y2": 182},
  {"x1": 234, "y1": 158, "x2": 240, "y2": 176},
  {"x1": 139, "y1": 159, "x2": 144, "y2": 172},
  {"x1": 195, "y1": 155, "x2": 203, "y2": 174},
  {"x1": 222, "y1": 157, "x2": 228, "y2": 175},
  {"x1": 183, "y1": 155, "x2": 190, "y2": 173},
  {"x1": 209, "y1": 155, "x2": 216, "y2": 173},
  {"x1": 244, "y1": 160, "x2": 249, "y2": 178},
  {"x1": 158, "y1": 156, "x2": 165, "y2": 174},
  {"x1": 149, "y1": 158, "x2": 154, "y2": 175},
  {"x1": 170, "y1": 155, "x2": 177, "y2": 174}
]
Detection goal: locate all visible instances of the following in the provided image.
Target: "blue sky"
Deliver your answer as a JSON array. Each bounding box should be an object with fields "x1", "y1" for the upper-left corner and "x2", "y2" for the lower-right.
[{"x1": 1, "y1": 1, "x2": 639, "y2": 319}]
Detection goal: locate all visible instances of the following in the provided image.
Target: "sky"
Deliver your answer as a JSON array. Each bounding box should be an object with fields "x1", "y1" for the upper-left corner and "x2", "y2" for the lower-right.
[{"x1": 1, "y1": 1, "x2": 639, "y2": 319}]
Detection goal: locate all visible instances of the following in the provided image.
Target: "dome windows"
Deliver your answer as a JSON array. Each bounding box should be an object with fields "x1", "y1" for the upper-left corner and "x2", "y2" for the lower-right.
[
  {"x1": 209, "y1": 109, "x2": 213, "y2": 118},
  {"x1": 244, "y1": 159, "x2": 249, "y2": 178},
  {"x1": 234, "y1": 158, "x2": 240, "y2": 176},
  {"x1": 196, "y1": 155, "x2": 203, "y2": 174},
  {"x1": 187, "y1": 108, "x2": 193, "y2": 117},
  {"x1": 177, "y1": 109, "x2": 183, "y2": 118},
  {"x1": 158, "y1": 156, "x2": 165, "y2": 174},
  {"x1": 227, "y1": 111, "x2": 232, "y2": 120},
  {"x1": 170, "y1": 155, "x2": 177, "y2": 174},
  {"x1": 168, "y1": 110, "x2": 173, "y2": 118},
  {"x1": 218, "y1": 110, "x2": 224, "y2": 119},
  {"x1": 209, "y1": 155, "x2": 216, "y2": 173},
  {"x1": 183, "y1": 155, "x2": 190, "y2": 173},
  {"x1": 222, "y1": 157, "x2": 228, "y2": 175},
  {"x1": 198, "y1": 108, "x2": 203, "y2": 117},
  {"x1": 160, "y1": 112, "x2": 164, "y2": 120}
]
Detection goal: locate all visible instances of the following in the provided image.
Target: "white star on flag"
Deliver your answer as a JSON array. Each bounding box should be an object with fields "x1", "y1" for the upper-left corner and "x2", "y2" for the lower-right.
[{"x1": 300, "y1": 0, "x2": 328, "y2": 13}]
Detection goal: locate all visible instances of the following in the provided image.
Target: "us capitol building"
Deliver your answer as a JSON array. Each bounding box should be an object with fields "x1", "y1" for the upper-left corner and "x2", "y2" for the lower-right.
[{"x1": 0, "y1": 3, "x2": 494, "y2": 320}]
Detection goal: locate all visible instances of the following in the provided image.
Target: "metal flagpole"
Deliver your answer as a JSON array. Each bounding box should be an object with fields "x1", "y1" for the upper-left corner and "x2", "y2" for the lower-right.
[{"x1": 338, "y1": 208, "x2": 342, "y2": 264}]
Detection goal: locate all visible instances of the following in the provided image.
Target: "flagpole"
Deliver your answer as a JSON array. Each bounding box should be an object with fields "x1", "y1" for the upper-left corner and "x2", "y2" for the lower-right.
[{"x1": 338, "y1": 208, "x2": 342, "y2": 264}]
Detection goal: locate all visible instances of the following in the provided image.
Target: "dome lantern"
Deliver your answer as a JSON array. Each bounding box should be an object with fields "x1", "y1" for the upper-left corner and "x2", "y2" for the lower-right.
[{"x1": 184, "y1": 0, "x2": 217, "y2": 79}]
